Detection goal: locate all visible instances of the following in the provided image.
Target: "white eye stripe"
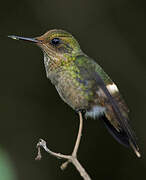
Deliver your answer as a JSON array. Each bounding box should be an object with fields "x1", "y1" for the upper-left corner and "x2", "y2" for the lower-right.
[{"x1": 106, "y1": 83, "x2": 119, "y2": 94}]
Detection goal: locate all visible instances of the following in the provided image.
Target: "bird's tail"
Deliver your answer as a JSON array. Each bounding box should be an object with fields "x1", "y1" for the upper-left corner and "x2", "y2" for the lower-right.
[{"x1": 102, "y1": 115, "x2": 141, "y2": 158}]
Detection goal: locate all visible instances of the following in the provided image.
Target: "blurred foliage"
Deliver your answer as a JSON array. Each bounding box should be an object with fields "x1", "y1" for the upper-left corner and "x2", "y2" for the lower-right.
[{"x1": 0, "y1": 148, "x2": 16, "y2": 180}]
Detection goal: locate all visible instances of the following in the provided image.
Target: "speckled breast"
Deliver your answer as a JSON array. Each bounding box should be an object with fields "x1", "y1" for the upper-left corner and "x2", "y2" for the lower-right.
[{"x1": 54, "y1": 69, "x2": 90, "y2": 111}]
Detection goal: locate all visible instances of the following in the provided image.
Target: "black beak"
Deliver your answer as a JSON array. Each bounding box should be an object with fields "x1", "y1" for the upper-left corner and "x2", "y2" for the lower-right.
[{"x1": 8, "y1": 35, "x2": 39, "y2": 43}]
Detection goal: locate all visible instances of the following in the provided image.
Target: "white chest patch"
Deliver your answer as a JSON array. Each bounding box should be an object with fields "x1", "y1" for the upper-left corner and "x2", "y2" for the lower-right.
[
  {"x1": 106, "y1": 83, "x2": 119, "y2": 94},
  {"x1": 85, "y1": 106, "x2": 106, "y2": 119},
  {"x1": 44, "y1": 54, "x2": 50, "y2": 67},
  {"x1": 43, "y1": 54, "x2": 50, "y2": 77}
]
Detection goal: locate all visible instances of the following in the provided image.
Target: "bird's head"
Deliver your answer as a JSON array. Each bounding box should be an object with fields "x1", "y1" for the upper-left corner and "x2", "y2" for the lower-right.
[{"x1": 9, "y1": 29, "x2": 83, "y2": 66}]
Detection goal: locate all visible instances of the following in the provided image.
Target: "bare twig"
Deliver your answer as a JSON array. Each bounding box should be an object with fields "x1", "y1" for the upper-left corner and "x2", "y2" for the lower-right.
[
  {"x1": 35, "y1": 112, "x2": 91, "y2": 180},
  {"x1": 72, "y1": 111, "x2": 83, "y2": 157}
]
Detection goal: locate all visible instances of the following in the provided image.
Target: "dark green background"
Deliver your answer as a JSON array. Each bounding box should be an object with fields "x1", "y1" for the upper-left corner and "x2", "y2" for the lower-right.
[{"x1": 0, "y1": 0, "x2": 146, "y2": 179}]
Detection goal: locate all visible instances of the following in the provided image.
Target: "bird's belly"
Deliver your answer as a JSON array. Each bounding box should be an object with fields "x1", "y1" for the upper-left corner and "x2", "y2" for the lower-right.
[{"x1": 55, "y1": 77, "x2": 90, "y2": 111}]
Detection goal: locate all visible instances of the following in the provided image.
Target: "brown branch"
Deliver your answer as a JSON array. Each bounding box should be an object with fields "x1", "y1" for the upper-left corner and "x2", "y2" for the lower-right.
[
  {"x1": 72, "y1": 111, "x2": 83, "y2": 157},
  {"x1": 35, "y1": 112, "x2": 91, "y2": 180}
]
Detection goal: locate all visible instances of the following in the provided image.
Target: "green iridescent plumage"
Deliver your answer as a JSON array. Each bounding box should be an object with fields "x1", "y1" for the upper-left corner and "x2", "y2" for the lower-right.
[{"x1": 9, "y1": 29, "x2": 141, "y2": 158}]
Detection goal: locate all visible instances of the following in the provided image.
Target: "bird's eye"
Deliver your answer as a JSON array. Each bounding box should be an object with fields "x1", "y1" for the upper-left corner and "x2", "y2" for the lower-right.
[{"x1": 51, "y1": 38, "x2": 60, "y2": 46}]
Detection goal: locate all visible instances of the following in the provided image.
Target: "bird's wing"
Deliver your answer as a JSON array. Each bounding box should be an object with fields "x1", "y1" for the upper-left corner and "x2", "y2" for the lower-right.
[{"x1": 75, "y1": 55, "x2": 140, "y2": 157}]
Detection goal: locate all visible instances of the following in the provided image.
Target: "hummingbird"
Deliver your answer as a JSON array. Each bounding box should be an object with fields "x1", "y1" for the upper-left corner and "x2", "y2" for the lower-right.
[{"x1": 8, "y1": 29, "x2": 141, "y2": 157}]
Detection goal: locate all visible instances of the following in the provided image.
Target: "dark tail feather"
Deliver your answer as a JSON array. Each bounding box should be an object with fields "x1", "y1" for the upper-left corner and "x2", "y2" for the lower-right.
[{"x1": 101, "y1": 115, "x2": 141, "y2": 157}]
